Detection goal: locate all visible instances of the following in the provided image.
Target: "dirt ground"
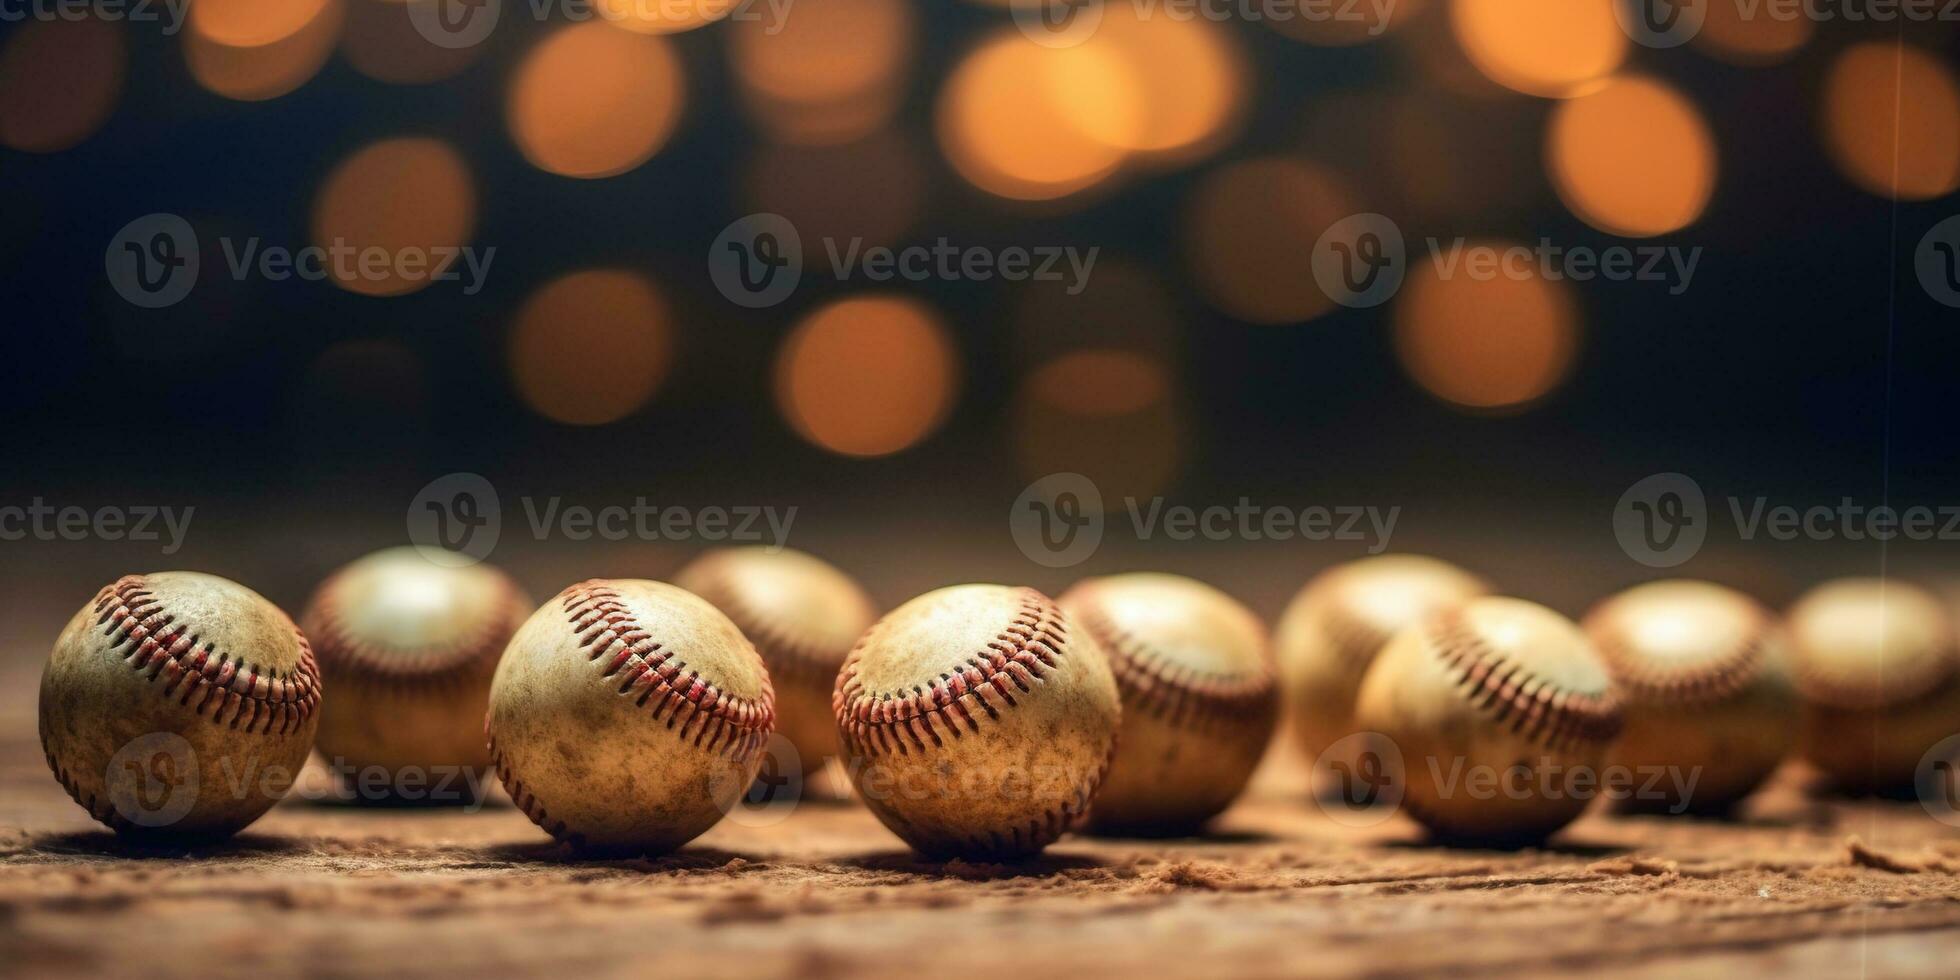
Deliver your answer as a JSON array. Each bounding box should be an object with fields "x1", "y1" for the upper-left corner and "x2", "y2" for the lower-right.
[{"x1": 4, "y1": 714, "x2": 1959, "y2": 980}]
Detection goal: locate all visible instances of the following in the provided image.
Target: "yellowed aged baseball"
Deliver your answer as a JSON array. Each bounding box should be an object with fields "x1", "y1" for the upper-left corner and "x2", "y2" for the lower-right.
[
  {"x1": 673, "y1": 547, "x2": 877, "y2": 784},
  {"x1": 1786, "y1": 578, "x2": 1960, "y2": 793},
  {"x1": 1276, "y1": 555, "x2": 1489, "y2": 771},
  {"x1": 39, "y1": 572, "x2": 321, "y2": 838},
  {"x1": 486, "y1": 579, "x2": 776, "y2": 854},
  {"x1": 1354, "y1": 596, "x2": 1623, "y2": 845},
  {"x1": 1059, "y1": 573, "x2": 1276, "y2": 836},
  {"x1": 301, "y1": 547, "x2": 530, "y2": 797},
  {"x1": 1583, "y1": 580, "x2": 1797, "y2": 814},
  {"x1": 834, "y1": 585, "x2": 1121, "y2": 859}
]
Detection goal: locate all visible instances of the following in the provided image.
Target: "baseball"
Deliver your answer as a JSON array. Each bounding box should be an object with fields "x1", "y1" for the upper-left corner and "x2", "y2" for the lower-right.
[
  {"x1": 301, "y1": 547, "x2": 531, "y2": 798},
  {"x1": 1354, "y1": 596, "x2": 1623, "y2": 845},
  {"x1": 486, "y1": 579, "x2": 776, "y2": 854},
  {"x1": 1276, "y1": 555, "x2": 1489, "y2": 775},
  {"x1": 1059, "y1": 573, "x2": 1277, "y2": 836},
  {"x1": 833, "y1": 584, "x2": 1121, "y2": 859},
  {"x1": 1786, "y1": 578, "x2": 1960, "y2": 793},
  {"x1": 1582, "y1": 580, "x2": 1797, "y2": 814},
  {"x1": 39, "y1": 572, "x2": 321, "y2": 838},
  {"x1": 673, "y1": 547, "x2": 877, "y2": 787}
]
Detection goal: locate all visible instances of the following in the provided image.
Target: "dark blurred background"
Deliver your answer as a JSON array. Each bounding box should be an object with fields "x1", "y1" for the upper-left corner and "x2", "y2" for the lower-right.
[{"x1": 1, "y1": 0, "x2": 1957, "y2": 699}]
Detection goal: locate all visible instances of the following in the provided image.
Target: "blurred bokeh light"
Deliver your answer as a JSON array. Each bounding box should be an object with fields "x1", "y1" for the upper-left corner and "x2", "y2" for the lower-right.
[
  {"x1": 311, "y1": 137, "x2": 478, "y2": 296},
  {"x1": 1184, "y1": 157, "x2": 1355, "y2": 324},
  {"x1": 186, "y1": 0, "x2": 345, "y2": 102},
  {"x1": 731, "y1": 0, "x2": 914, "y2": 145},
  {"x1": 0, "y1": 17, "x2": 125, "y2": 153},
  {"x1": 1821, "y1": 41, "x2": 1960, "y2": 201},
  {"x1": 598, "y1": 0, "x2": 739, "y2": 33},
  {"x1": 939, "y1": 30, "x2": 1142, "y2": 201},
  {"x1": 1548, "y1": 76, "x2": 1717, "y2": 238},
  {"x1": 775, "y1": 296, "x2": 958, "y2": 457},
  {"x1": 1394, "y1": 242, "x2": 1580, "y2": 411},
  {"x1": 341, "y1": 0, "x2": 486, "y2": 84},
  {"x1": 1450, "y1": 0, "x2": 1625, "y2": 98},
  {"x1": 1011, "y1": 258, "x2": 1179, "y2": 368},
  {"x1": 509, "y1": 270, "x2": 674, "y2": 426},
  {"x1": 1084, "y1": 3, "x2": 1246, "y2": 167},
  {"x1": 509, "y1": 22, "x2": 686, "y2": 179}
]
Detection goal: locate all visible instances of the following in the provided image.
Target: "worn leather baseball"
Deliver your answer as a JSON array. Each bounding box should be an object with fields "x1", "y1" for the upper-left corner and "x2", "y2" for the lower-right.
[
  {"x1": 1059, "y1": 573, "x2": 1276, "y2": 836},
  {"x1": 486, "y1": 579, "x2": 776, "y2": 854},
  {"x1": 1786, "y1": 578, "x2": 1960, "y2": 793},
  {"x1": 301, "y1": 547, "x2": 530, "y2": 795},
  {"x1": 672, "y1": 547, "x2": 876, "y2": 784},
  {"x1": 1583, "y1": 580, "x2": 1797, "y2": 814},
  {"x1": 39, "y1": 572, "x2": 321, "y2": 838},
  {"x1": 1354, "y1": 596, "x2": 1623, "y2": 845},
  {"x1": 1276, "y1": 555, "x2": 1489, "y2": 773},
  {"x1": 834, "y1": 584, "x2": 1121, "y2": 859}
]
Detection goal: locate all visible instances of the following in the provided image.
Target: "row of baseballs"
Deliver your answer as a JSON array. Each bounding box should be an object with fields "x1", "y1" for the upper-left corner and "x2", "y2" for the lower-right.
[{"x1": 37, "y1": 548, "x2": 1960, "y2": 857}]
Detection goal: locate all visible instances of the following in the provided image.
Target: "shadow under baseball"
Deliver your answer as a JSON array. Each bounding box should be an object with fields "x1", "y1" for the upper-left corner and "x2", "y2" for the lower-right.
[
  {"x1": 840, "y1": 849, "x2": 1107, "y2": 880},
  {"x1": 29, "y1": 830, "x2": 310, "y2": 860}
]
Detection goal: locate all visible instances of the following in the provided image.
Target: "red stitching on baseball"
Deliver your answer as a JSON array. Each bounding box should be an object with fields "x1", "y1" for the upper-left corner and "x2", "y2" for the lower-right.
[
  {"x1": 486, "y1": 729, "x2": 583, "y2": 849},
  {"x1": 88, "y1": 575, "x2": 321, "y2": 736},
  {"x1": 303, "y1": 572, "x2": 528, "y2": 689},
  {"x1": 832, "y1": 588, "x2": 1068, "y2": 760},
  {"x1": 561, "y1": 581, "x2": 775, "y2": 764},
  {"x1": 1072, "y1": 600, "x2": 1275, "y2": 735},
  {"x1": 1429, "y1": 609, "x2": 1622, "y2": 751}
]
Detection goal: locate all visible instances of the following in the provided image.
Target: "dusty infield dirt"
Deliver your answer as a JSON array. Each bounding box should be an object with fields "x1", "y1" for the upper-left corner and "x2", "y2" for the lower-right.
[{"x1": 4, "y1": 723, "x2": 1959, "y2": 980}]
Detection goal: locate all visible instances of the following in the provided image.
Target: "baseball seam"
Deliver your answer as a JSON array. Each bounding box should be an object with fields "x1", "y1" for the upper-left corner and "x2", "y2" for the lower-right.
[
  {"x1": 833, "y1": 588, "x2": 1107, "y2": 855},
  {"x1": 1073, "y1": 600, "x2": 1275, "y2": 735},
  {"x1": 833, "y1": 588, "x2": 1066, "y2": 758},
  {"x1": 302, "y1": 572, "x2": 528, "y2": 688},
  {"x1": 1430, "y1": 609, "x2": 1622, "y2": 751},
  {"x1": 563, "y1": 581, "x2": 776, "y2": 763},
  {"x1": 486, "y1": 729, "x2": 583, "y2": 849},
  {"x1": 1588, "y1": 611, "x2": 1770, "y2": 708},
  {"x1": 44, "y1": 751, "x2": 131, "y2": 832},
  {"x1": 87, "y1": 576, "x2": 321, "y2": 736}
]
